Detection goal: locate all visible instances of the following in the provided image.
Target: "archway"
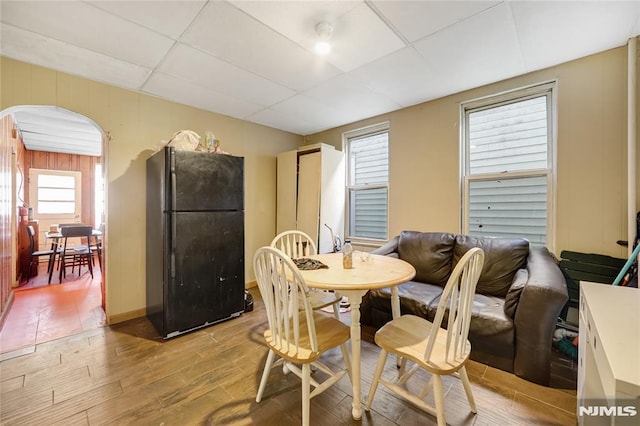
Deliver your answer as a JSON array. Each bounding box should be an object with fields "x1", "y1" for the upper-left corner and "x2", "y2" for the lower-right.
[{"x1": 0, "y1": 105, "x2": 108, "y2": 350}]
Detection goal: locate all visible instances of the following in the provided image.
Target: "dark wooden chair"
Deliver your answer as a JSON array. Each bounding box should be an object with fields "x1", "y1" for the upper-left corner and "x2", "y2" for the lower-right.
[
  {"x1": 26, "y1": 225, "x2": 59, "y2": 283},
  {"x1": 59, "y1": 225, "x2": 94, "y2": 281}
]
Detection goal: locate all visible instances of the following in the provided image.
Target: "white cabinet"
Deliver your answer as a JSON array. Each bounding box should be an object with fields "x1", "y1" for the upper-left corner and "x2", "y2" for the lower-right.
[
  {"x1": 578, "y1": 282, "x2": 640, "y2": 425},
  {"x1": 276, "y1": 144, "x2": 345, "y2": 254}
]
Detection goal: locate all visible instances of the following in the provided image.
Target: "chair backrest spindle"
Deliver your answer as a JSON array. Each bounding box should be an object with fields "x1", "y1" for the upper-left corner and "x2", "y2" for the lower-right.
[
  {"x1": 254, "y1": 246, "x2": 318, "y2": 356},
  {"x1": 271, "y1": 231, "x2": 317, "y2": 259},
  {"x1": 424, "y1": 247, "x2": 484, "y2": 364}
]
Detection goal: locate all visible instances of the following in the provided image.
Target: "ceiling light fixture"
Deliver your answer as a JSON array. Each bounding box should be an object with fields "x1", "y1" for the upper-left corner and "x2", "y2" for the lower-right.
[{"x1": 314, "y1": 21, "x2": 333, "y2": 56}]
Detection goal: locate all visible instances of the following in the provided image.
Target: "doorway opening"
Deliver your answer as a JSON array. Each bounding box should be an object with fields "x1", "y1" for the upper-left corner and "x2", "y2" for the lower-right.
[{"x1": 0, "y1": 105, "x2": 107, "y2": 355}]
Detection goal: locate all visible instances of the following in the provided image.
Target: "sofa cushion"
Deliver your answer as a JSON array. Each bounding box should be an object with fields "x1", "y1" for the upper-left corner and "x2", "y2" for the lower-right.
[
  {"x1": 427, "y1": 291, "x2": 513, "y2": 337},
  {"x1": 504, "y1": 269, "x2": 528, "y2": 318},
  {"x1": 398, "y1": 231, "x2": 455, "y2": 286},
  {"x1": 365, "y1": 281, "x2": 443, "y2": 320},
  {"x1": 454, "y1": 235, "x2": 529, "y2": 297}
]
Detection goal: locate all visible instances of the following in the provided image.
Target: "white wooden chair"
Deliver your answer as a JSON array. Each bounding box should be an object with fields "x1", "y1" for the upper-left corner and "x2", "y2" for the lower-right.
[
  {"x1": 254, "y1": 246, "x2": 352, "y2": 426},
  {"x1": 271, "y1": 230, "x2": 343, "y2": 319},
  {"x1": 365, "y1": 247, "x2": 485, "y2": 426}
]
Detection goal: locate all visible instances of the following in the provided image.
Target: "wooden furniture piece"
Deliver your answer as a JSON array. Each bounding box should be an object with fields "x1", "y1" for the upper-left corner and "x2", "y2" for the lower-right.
[
  {"x1": 365, "y1": 248, "x2": 485, "y2": 426},
  {"x1": 58, "y1": 225, "x2": 94, "y2": 281},
  {"x1": 253, "y1": 246, "x2": 351, "y2": 426},
  {"x1": 296, "y1": 252, "x2": 416, "y2": 420},
  {"x1": 578, "y1": 282, "x2": 640, "y2": 425},
  {"x1": 276, "y1": 143, "x2": 344, "y2": 254},
  {"x1": 271, "y1": 230, "x2": 342, "y2": 318},
  {"x1": 45, "y1": 227, "x2": 102, "y2": 283},
  {"x1": 17, "y1": 220, "x2": 39, "y2": 281},
  {"x1": 26, "y1": 225, "x2": 58, "y2": 283}
]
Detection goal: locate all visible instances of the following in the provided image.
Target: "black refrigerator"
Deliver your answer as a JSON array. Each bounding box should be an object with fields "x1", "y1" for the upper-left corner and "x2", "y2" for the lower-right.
[{"x1": 146, "y1": 146, "x2": 245, "y2": 338}]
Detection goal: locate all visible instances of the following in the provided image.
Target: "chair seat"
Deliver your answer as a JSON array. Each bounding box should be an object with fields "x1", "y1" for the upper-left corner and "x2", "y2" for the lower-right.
[
  {"x1": 32, "y1": 249, "x2": 55, "y2": 257},
  {"x1": 376, "y1": 314, "x2": 471, "y2": 375},
  {"x1": 264, "y1": 311, "x2": 350, "y2": 363}
]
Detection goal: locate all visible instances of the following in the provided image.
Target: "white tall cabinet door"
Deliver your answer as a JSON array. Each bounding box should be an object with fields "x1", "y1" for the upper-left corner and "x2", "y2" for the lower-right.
[
  {"x1": 297, "y1": 152, "x2": 322, "y2": 246},
  {"x1": 276, "y1": 150, "x2": 297, "y2": 233},
  {"x1": 276, "y1": 144, "x2": 345, "y2": 254}
]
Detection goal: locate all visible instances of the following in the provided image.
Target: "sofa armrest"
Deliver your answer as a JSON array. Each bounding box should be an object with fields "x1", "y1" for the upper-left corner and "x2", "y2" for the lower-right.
[
  {"x1": 370, "y1": 235, "x2": 400, "y2": 256},
  {"x1": 513, "y1": 246, "x2": 568, "y2": 385}
]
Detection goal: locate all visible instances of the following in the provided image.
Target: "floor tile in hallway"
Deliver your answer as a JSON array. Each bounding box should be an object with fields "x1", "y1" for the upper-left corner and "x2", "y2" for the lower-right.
[{"x1": 0, "y1": 262, "x2": 105, "y2": 356}]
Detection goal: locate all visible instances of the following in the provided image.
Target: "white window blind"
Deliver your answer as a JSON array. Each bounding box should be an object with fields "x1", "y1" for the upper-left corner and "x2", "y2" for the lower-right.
[
  {"x1": 463, "y1": 85, "x2": 554, "y2": 248},
  {"x1": 346, "y1": 125, "x2": 389, "y2": 240}
]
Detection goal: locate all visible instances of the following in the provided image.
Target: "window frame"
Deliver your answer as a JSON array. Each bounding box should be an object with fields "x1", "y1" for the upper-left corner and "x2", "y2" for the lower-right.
[
  {"x1": 460, "y1": 82, "x2": 557, "y2": 251},
  {"x1": 343, "y1": 122, "x2": 390, "y2": 244},
  {"x1": 29, "y1": 168, "x2": 82, "y2": 218}
]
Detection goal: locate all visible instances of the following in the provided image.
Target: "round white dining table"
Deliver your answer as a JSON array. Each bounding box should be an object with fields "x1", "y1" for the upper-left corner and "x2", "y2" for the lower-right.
[{"x1": 296, "y1": 252, "x2": 416, "y2": 420}]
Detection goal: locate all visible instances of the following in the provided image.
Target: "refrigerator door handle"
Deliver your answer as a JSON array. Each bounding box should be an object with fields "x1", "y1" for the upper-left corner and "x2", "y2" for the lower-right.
[
  {"x1": 170, "y1": 170, "x2": 177, "y2": 212},
  {"x1": 170, "y1": 212, "x2": 176, "y2": 279}
]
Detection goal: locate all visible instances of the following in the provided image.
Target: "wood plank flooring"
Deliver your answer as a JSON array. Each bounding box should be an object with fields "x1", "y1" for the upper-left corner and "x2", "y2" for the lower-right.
[{"x1": 0, "y1": 288, "x2": 577, "y2": 425}]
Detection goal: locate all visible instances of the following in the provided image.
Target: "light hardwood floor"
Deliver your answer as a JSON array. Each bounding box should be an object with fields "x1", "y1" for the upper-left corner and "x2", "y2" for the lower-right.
[{"x1": 0, "y1": 288, "x2": 577, "y2": 425}]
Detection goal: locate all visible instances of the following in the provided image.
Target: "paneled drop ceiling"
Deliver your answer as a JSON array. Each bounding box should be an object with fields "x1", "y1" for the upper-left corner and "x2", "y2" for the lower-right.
[
  {"x1": 10, "y1": 106, "x2": 103, "y2": 156},
  {"x1": 2, "y1": 0, "x2": 640, "y2": 146}
]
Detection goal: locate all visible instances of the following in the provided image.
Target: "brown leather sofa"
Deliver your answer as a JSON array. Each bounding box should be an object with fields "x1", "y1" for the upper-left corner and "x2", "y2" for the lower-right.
[{"x1": 361, "y1": 231, "x2": 568, "y2": 386}]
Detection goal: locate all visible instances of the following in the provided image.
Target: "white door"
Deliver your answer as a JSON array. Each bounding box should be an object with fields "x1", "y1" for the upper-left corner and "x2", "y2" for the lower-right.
[
  {"x1": 28, "y1": 169, "x2": 82, "y2": 250},
  {"x1": 296, "y1": 152, "x2": 321, "y2": 248}
]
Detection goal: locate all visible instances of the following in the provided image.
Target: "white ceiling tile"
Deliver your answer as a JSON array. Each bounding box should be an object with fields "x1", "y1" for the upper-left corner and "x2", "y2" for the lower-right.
[
  {"x1": 370, "y1": 1, "x2": 500, "y2": 42},
  {"x1": 142, "y1": 72, "x2": 264, "y2": 119},
  {"x1": 248, "y1": 108, "x2": 321, "y2": 135},
  {"x1": 302, "y1": 74, "x2": 402, "y2": 124},
  {"x1": 349, "y1": 47, "x2": 442, "y2": 107},
  {"x1": 1, "y1": 24, "x2": 151, "y2": 90},
  {"x1": 269, "y1": 94, "x2": 348, "y2": 131},
  {"x1": 511, "y1": 1, "x2": 640, "y2": 71},
  {"x1": 324, "y1": 3, "x2": 406, "y2": 72},
  {"x1": 180, "y1": 1, "x2": 342, "y2": 91},
  {"x1": 88, "y1": 0, "x2": 206, "y2": 39},
  {"x1": 1, "y1": 1, "x2": 174, "y2": 68},
  {"x1": 158, "y1": 44, "x2": 295, "y2": 107},
  {"x1": 231, "y1": 0, "x2": 361, "y2": 45},
  {"x1": 412, "y1": 3, "x2": 525, "y2": 95}
]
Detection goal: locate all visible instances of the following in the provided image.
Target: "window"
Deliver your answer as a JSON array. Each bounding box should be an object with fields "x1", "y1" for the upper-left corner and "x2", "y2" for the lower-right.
[
  {"x1": 345, "y1": 123, "x2": 389, "y2": 241},
  {"x1": 461, "y1": 83, "x2": 555, "y2": 248},
  {"x1": 29, "y1": 169, "x2": 81, "y2": 217},
  {"x1": 36, "y1": 173, "x2": 76, "y2": 214}
]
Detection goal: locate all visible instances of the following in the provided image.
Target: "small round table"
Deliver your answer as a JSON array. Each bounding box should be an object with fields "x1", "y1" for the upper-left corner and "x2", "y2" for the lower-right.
[{"x1": 297, "y1": 252, "x2": 416, "y2": 420}]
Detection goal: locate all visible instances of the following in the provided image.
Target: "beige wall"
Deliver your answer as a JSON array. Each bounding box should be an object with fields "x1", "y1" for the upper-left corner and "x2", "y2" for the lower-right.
[
  {"x1": 307, "y1": 46, "x2": 638, "y2": 259},
  {"x1": 2, "y1": 44, "x2": 638, "y2": 321},
  {"x1": 1, "y1": 57, "x2": 302, "y2": 323}
]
